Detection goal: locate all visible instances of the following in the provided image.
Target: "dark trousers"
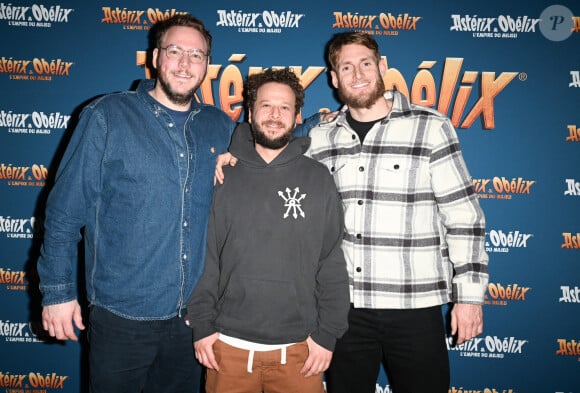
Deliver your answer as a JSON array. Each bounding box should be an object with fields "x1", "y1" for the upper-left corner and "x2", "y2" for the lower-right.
[
  {"x1": 88, "y1": 306, "x2": 201, "y2": 393},
  {"x1": 325, "y1": 305, "x2": 450, "y2": 393}
]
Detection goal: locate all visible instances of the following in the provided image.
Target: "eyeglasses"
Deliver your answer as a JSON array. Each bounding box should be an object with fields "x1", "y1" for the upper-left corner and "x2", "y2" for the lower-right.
[{"x1": 160, "y1": 45, "x2": 208, "y2": 63}]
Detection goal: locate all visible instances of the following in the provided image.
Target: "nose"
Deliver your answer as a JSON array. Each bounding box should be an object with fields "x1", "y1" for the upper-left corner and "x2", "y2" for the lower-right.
[
  {"x1": 178, "y1": 54, "x2": 192, "y2": 66},
  {"x1": 270, "y1": 106, "x2": 281, "y2": 119}
]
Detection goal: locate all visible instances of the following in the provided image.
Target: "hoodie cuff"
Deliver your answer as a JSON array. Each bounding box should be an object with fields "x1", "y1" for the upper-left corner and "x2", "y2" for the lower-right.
[
  {"x1": 311, "y1": 328, "x2": 337, "y2": 352},
  {"x1": 184, "y1": 315, "x2": 216, "y2": 342}
]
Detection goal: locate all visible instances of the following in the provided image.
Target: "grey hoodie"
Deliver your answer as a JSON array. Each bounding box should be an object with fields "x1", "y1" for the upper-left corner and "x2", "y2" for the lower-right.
[{"x1": 185, "y1": 123, "x2": 349, "y2": 351}]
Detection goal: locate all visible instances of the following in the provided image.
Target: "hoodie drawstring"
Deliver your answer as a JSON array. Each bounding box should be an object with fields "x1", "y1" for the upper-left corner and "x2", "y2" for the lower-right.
[{"x1": 246, "y1": 346, "x2": 287, "y2": 373}]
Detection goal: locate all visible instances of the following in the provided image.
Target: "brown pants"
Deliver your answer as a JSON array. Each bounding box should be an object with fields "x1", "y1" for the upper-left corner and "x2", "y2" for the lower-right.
[{"x1": 206, "y1": 340, "x2": 325, "y2": 393}]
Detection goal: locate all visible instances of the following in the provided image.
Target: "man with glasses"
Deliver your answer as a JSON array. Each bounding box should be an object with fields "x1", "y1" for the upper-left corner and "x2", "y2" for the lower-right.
[{"x1": 37, "y1": 14, "x2": 316, "y2": 393}]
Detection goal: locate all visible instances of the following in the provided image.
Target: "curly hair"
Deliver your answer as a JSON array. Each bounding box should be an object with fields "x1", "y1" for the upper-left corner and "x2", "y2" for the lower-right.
[
  {"x1": 151, "y1": 14, "x2": 212, "y2": 55},
  {"x1": 245, "y1": 68, "x2": 304, "y2": 114},
  {"x1": 327, "y1": 31, "x2": 380, "y2": 70}
]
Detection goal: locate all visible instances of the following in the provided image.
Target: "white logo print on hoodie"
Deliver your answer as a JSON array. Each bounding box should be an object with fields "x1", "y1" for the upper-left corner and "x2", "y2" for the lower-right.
[{"x1": 278, "y1": 187, "x2": 306, "y2": 219}]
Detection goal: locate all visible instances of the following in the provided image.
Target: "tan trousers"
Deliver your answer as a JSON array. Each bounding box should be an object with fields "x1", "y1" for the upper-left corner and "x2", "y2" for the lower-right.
[{"x1": 206, "y1": 339, "x2": 325, "y2": 393}]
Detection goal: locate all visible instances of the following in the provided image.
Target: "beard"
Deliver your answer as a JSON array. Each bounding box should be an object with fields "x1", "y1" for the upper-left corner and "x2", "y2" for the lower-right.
[
  {"x1": 337, "y1": 76, "x2": 386, "y2": 109},
  {"x1": 157, "y1": 73, "x2": 197, "y2": 106},
  {"x1": 251, "y1": 121, "x2": 294, "y2": 150}
]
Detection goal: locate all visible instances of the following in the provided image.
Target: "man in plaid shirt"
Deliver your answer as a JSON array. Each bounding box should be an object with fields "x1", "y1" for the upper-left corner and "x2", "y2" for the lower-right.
[{"x1": 307, "y1": 32, "x2": 489, "y2": 393}]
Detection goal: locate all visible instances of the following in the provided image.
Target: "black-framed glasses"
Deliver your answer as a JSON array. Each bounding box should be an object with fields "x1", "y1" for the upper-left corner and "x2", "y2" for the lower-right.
[{"x1": 160, "y1": 45, "x2": 208, "y2": 63}]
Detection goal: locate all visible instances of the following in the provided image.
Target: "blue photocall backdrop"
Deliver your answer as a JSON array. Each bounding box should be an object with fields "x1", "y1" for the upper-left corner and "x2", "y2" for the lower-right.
[{"x1": 1, "y1": 1, "x2": 579, "y2": 392}]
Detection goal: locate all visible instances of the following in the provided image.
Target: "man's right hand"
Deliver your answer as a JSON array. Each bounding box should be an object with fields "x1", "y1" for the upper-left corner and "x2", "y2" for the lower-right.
[
  {"x1": 42, "y1": 299, "x2": 85, "y2": 341},
  {"x1": 214, "y1": 152, "x2": 237, "y2": 185},
  {"x1": 194, "y1": 332, "x2": 220, "y2": 370}
]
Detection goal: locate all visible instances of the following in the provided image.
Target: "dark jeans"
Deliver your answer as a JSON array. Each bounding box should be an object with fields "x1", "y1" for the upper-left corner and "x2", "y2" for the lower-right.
[
  {"x1": 88, "y1": 306, "x2": 201, "y2": 393},
  {"x1": 325, "y1": 305, "x2": 450, "y2": 393}
]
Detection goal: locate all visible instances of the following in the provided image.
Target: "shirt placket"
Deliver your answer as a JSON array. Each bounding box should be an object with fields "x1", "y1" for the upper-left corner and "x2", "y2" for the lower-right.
[
  {"x1": 343, "y1": 128, "x2": 367, "y2": 307},
  {"x1": 179, "y1": 114, "x2": 195, "y2": 316},
  {"x1": 166, "y1": 110, "x2": 191, "y2": 315}
]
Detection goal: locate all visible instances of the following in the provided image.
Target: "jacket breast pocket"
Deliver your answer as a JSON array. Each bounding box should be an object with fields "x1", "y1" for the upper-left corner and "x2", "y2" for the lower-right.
[
  {"x1": 324, "y1": 158, "x2": 352, "y2": 190},
  {"x1": 380, "y1": 158, "x2": 423, "y2": 188}
]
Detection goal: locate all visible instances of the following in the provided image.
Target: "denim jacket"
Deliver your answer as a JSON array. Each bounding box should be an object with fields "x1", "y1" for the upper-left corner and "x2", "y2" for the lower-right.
[{"x1": 37, "y1": 79, "x2": 235, "y2": 320}]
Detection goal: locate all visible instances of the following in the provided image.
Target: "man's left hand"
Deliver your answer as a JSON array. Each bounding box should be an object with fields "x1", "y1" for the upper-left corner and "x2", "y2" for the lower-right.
[
  {"x1": 299, "y1": 336, "x2": 332, "y2": 378},
  {"x1": 450, "y1": 303, "x2": 483, "y2": 345}
]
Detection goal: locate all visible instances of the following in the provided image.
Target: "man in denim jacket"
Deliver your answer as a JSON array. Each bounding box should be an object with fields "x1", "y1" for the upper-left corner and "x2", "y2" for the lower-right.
[{"x1": 37, "y1": 14, "x2": 316, "y2": 393}]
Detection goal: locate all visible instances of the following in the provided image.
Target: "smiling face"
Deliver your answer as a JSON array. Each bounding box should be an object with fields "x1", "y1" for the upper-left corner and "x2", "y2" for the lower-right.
[
  {"x1": 249, "y1": 81, "x2": 298, "y2": 150},
  {"x1": 151, "y1": 25, "x2": 209, "y2": 110},
  {"x1": 331, "y1": 43, "x2": 386, "y2": 110}
]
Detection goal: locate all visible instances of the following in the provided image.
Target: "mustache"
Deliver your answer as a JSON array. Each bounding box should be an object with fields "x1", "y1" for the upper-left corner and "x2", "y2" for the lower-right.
[{"x1": 263, "y1": 121, "x2": 285, "y2": 128}]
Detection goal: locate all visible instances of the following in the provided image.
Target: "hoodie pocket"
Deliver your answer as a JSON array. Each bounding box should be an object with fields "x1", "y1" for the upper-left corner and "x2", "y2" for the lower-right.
[{"x1": 216, "y1": 276, "x2": 305, "y2": 341}]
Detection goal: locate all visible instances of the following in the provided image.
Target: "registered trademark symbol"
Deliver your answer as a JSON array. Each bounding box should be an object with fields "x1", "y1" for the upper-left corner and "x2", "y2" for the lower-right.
[{"x1": 518, "y1": 72, "x2": 527, "y2": 81}]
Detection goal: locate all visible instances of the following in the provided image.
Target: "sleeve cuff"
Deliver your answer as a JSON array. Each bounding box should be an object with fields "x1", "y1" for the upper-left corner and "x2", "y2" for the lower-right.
[{"x1": 311, "y1": 328, "x2": 337, "y2": 352}]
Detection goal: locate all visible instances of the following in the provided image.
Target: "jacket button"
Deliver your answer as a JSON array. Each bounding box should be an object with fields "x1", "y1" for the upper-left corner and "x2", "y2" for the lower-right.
[
  {"x1": 356, "y1": 267, "x2": 362, "y2": 272},
  {"x1": 394, "y1": 164, "x2": 400, "y2": 170}
]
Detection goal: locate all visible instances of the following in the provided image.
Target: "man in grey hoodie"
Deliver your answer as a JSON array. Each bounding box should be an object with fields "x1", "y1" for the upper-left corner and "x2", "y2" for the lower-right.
[{"x1": 185, "y1": 68, "x2": 349, "y2": 393}]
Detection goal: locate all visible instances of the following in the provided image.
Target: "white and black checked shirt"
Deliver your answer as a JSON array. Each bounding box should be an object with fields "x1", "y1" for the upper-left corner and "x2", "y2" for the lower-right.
[{"x1": 307, "y1": 90, "x2": 489, "y2": 309}]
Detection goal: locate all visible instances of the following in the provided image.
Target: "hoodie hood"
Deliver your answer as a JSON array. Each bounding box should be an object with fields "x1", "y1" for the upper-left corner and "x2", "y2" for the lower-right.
[{"x1": 229, "y1": 122, "x2": 311, "y2": 168}]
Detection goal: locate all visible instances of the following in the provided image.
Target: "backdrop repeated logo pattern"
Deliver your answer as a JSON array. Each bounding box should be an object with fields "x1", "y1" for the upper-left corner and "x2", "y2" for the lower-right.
[{"x1": 1, "y1": 1, "x2": 578, "y2": 392}]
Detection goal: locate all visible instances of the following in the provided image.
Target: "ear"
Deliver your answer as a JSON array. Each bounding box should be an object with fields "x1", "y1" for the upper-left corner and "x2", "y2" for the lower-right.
[
  {"x1": 294, "y1": 111, "x2": 300, "y2": 124},
  {"x1": 152, "y1": 48, "x2": 159, "y2": 70},
  {"x1": 330, "y1": 70, "x2": 338, "y2": 89},
  {"x1": 378, "y1": 57, "x2": 387, "y2": 77}
]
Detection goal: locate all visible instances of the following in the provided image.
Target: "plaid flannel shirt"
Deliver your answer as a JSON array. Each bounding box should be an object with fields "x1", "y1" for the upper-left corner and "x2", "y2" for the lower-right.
[{"x1": 307, "y1": 90, "x2": 489, "y2": 309}]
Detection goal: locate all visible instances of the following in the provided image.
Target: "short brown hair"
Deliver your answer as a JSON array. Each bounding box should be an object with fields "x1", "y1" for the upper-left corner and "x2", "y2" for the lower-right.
[
  {"x1": 327, "y1": 32, "x2": 381, "y2": 70},
  {"x1": 152, "y1": 14, "x2": 212, "y2": 54},
  {"x1": 245, "y1": 69, "x2": 305, "y2": 114}
]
